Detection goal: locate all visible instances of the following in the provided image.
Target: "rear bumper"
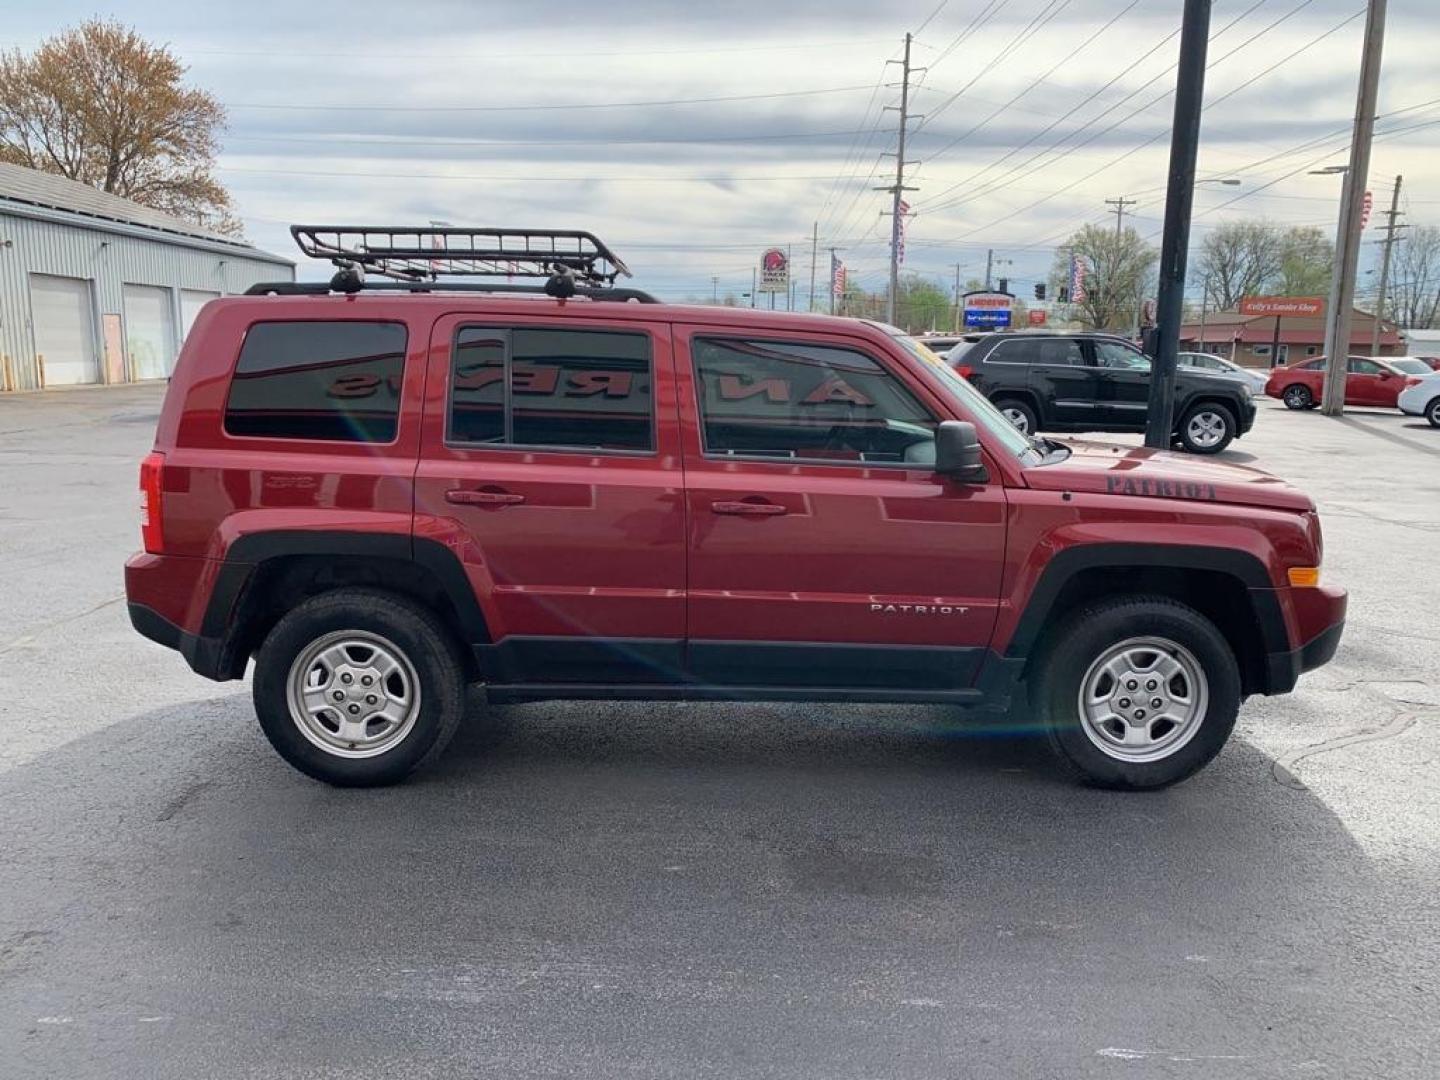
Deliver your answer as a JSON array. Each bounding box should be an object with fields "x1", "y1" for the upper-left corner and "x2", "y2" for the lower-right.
[
  {"x1": 125, "y1": 551, "x2": 242, "y2": 681},
  {"x1": 128, "y1": 602, "x2": 234, "y2": 681}
]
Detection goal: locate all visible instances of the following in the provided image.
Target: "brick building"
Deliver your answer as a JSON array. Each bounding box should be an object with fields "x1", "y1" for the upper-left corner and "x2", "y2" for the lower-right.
[{"x1": 1178, "y1": 307, "x2": 1402, "y2": 368}]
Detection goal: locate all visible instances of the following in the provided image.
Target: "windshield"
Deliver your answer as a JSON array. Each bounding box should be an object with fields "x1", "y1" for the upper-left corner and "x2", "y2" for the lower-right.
[
  {"x1": 1388, "y1": 358, "x2": 1431, "y2": 375},
  {"x1": 886, "y1": 330, "x2": 1041, "y2": 461}
]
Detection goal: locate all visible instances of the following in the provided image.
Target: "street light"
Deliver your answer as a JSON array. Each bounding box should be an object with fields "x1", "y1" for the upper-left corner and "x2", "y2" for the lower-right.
[{"x1": 1197, "y1": 177, "x2": 1242, "y2": 185}]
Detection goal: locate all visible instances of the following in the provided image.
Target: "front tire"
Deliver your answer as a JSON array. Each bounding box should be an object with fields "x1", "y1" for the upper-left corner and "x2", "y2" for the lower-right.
[
  {"x1": 1282, "y1": 384, "x2": 1314, "y2": 410},
  {"x1": 1426, "y1": 397, "x2": 1440, "y2": 428},
  {"x1": 1031, "y1": 596, "x2": 1240, "y2": 790},
  {"x1": 992, "y1": 396, "x2": 1039, "y2": 436},
  {"x1": 1177, "y1": 402, "x2": 1236, "y2": 454},
  {"x1": 253, "y1": 589, "x2": 467, "y2": 787}
]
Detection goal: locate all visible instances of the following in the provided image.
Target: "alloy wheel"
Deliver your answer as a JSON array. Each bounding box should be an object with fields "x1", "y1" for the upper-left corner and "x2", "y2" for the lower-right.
[
  {"x1": 1185, "y1": 410, "x2": 1228, "y2": 449},
  {"x1": 1076, "y1": 636, "x2": 1209, "y2": 763},
  {"x1": 286, "y1": 630, "x2": 422, "y2": 758}
]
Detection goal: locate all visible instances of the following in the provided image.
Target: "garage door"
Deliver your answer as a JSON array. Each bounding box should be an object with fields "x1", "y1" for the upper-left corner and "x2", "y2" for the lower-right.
[
  {"x1": 29, "y1": 274, "x2": 99, "y2": 386},
  {"x1": 179, "y1": 289, "x2": 221, "y2": 344},
  {"x1": 123, "y1": 284, "x2": 177, "y2": 380}
]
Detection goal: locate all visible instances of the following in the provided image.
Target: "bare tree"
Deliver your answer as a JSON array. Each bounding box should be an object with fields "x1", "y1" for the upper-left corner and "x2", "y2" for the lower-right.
[
  {"x1": 0, "y1": 19, "x2": 237, "y2": 234},
  {"x1": 1387, "y1": 225, "x2": 1440, "y2": 330},
  {"x1": 1195, "y1": 222, "x2": 1283, "y2": 308},
  {"x1": 1052, "y1": 224, "x2": 1158, "y2": 331}
]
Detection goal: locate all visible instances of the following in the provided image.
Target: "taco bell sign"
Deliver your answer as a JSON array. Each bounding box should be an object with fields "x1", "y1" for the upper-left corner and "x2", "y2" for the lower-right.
[{"x1": 759, "y1": 248, "x2": 789, "y2": 293}]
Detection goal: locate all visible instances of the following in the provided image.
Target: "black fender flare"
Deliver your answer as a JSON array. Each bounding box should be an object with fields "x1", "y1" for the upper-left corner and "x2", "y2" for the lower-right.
[
  {"x1": 1003, "y1": 542, "x2": 1287, "y2": 660},
  {"x1": 202, "y1": 530, "x2": 490, "y2": 649}
]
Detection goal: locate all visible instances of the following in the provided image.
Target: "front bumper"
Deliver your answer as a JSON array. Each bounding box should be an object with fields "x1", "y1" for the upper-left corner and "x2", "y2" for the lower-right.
[{"x1": 1259, "y1": 582, "x2": 1347, "y2": 695}]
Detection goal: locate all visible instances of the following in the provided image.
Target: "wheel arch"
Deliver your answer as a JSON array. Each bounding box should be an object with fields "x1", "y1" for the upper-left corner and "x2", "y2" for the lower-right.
[
  {"x1": 1005, "y1": 544, "x2": 1286, "y2": 698},
  {"x1": 203, "y1": 532, "x2": 489, "y2": 681}
]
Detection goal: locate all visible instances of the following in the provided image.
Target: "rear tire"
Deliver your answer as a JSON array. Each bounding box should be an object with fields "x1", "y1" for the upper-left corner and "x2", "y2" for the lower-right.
[
  {"x1": 993, "y1": 396, "x2": 1039, "y2": 436},
  {"x1": 1177, "y1": 402, "x2": 1236, "y2": 454},
  {"x1": 1282, "y1": 384, "x2": 1314, "y2": 410},
  {"x1": 1030, "y1": 596, "x2": 1240, "y2": 790},
  {"x1": 253, "y1": 589, "x2": 467, "y2": 787}
]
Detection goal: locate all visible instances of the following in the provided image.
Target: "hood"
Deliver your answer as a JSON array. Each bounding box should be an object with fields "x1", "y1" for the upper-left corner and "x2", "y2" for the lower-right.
[{"x1": 1024, "y1": 439, "x2": 1314, "y2": 512}]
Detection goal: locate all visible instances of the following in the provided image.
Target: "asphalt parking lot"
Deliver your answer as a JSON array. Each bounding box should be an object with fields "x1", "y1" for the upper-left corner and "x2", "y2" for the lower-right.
[{"x1": 2, "y1": 385, "x2": 1438, "y2": 1079}]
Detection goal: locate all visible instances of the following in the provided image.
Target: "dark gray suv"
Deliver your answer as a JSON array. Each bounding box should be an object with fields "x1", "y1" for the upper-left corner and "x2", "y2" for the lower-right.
[{"x1": 948, "y1": 332, "x2": 1256, "y2": 454}]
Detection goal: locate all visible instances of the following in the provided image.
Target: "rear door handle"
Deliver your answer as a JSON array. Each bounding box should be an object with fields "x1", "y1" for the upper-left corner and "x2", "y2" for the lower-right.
[
  {"x1": 711, "y1": 500, "x2": 787, "y2": 516},
  {"x1": 446, "y1": 489, "x2": 526, "y2": 506}
]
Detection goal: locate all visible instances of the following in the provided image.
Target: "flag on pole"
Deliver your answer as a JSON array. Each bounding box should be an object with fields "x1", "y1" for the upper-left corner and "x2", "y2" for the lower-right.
[
  {"x1": 830, "y1": 252, "x2": 847, "y2": 298},
  {"x1": 897, "y1": 200, "x2": 912, "y2": 266},
  {"x1": 1069, "y1": 254, "x2": 1088, "y2": 303}
]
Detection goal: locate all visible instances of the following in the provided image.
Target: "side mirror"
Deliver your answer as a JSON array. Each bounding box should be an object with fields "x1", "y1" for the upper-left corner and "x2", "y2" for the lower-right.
[
  {"x1": 1378, "y1": 369, "x2": 1392, "y2": 379},
  {"x1": 934, "y1": 421, "x2": 989, "y2": 483}
]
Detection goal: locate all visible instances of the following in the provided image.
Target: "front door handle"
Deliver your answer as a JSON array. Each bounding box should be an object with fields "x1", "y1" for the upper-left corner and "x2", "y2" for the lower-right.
[
  {"x1": 711, "y1": 500, "x2": 787, "y2": 516},
  {"x1": 446, "y1": 488, "x2": 526, "y2": 507}
]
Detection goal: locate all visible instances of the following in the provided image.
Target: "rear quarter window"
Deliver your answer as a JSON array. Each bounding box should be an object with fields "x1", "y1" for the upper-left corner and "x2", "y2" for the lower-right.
[{"x1": 224, "y1": 321, "x2": 407, "y2": 443}]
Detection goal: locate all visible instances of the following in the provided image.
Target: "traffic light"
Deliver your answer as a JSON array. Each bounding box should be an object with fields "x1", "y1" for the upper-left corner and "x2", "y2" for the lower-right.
[
  {"x1": 997, "y1": 277, "x2": 1009, "y2": 294},
  {"x1": 1034, "y1": 283, "x2": 1046, "y2": 300}
]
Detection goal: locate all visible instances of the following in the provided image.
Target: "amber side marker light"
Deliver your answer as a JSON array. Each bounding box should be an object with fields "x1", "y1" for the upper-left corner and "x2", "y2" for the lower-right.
[{"x1": 1288, "y1": 567, "x2": 1321, "y2": 587}]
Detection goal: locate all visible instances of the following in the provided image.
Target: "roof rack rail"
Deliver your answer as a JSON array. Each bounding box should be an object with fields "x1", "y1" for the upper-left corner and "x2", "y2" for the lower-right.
[
  {"x1": 244, "y1": 280, "x2": 659, "y2": 303},
  {"x1": 291, "y1": 224, "x2": 630, "y2": 285}
]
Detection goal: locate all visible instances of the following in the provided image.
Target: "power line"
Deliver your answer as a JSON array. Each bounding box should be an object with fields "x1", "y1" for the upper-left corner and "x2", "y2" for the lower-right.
[
  {"x1": 918, "y1": 2, "x2": 1359, "y2": 241},
  {"x1": 913, "y1": 0, "x2": 951, "y2": 34},
  {"x1": 912, "y1": 0, "x2": 1074, "y2": 135},
  {"x1": 223, "y1": 83, "x2": 879, "y2": 112},
  {"x1": 916, "y1": 0, "x2": 1287, "y2": 215}
]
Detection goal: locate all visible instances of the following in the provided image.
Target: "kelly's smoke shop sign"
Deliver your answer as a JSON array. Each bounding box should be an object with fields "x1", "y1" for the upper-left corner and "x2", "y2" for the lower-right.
[{"x1": 963, "y1": 290, "x2": 1014, "y2": 328}]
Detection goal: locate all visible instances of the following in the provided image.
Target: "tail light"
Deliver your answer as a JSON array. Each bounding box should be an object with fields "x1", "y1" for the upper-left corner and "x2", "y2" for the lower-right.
[
  {"x1": 955, "y1": 364, "x2": 975, "y2": 380},
  {"x1": 139, "y1": 452, "x2": 165, "y2": 554},
  {"x1": 1405, "y1": 376, "x2": 1423, "y2": 388}
]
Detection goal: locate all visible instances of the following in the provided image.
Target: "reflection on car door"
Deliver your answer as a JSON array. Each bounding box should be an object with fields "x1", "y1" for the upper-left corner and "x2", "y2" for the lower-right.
[
  {"x1": 1021, "y1": 337, "x2": 1095, "y2": 426},
  {"x1": 674, "y1": 327, "x2": 1007, "y2": 694},
  {"x1": 1091, "y1": 339, "x2": 1152, "y2": 425},
  {"x1": 1346, "y1": 358, "x2": 1385, "y2": 406},
  {"x1": 413, "y1": 315, "x2": 688, "y2": 684}
]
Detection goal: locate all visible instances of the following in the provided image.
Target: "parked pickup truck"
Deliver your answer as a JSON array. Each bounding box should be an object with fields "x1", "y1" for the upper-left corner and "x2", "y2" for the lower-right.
[{"x1": 125, "y1": 226, "x2": 1346, "y2": 791}]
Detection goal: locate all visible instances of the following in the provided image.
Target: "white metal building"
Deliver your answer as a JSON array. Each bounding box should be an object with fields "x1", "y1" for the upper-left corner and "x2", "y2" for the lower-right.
[{"x1": 0, "y1": 162, "x2": 293, "y2": 391}]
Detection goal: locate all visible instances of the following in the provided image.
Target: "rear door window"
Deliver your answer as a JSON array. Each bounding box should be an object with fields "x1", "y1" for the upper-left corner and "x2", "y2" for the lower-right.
[
  {"x1": 449, "y1": 327, "x2": 653, "y2": 452},
  {"x1": 224, "y1": 321, "x2": 407, "y2": 443},
  {"x1": 1032, "y1": 339, "x2": 1084, "y2": 366}
]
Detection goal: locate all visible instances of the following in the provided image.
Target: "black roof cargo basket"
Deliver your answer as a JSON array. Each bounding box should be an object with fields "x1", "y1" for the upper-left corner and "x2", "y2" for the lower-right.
[
  {"x1": 245, "y1": 224, "x2": 656, "y2": 301},
  {"x1": 295, "y1": 224, "x2": 629, "y2": 284}
]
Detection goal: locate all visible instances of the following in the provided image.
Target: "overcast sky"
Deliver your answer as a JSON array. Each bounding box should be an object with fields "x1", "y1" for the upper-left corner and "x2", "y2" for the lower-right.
[{"x1": 5, "y1": 0, "x2": 1438, "y2": 305}]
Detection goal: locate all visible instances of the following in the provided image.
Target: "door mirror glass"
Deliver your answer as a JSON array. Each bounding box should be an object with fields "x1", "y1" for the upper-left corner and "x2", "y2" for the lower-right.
[{"x1": 934, "y1": 421, "x2": 988, "y2": 482}]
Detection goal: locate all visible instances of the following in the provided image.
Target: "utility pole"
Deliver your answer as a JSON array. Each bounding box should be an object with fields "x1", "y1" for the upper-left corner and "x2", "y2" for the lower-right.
[
  {"x1": 787, "y1": 244, "x2": 794, "y2": 311},
  {"x1": 1106, "y1": 195, "x2": 1138, "y2": 236},
  {"x1": 985, "y1": 249, "x2": 994, "y2": 290},
  {"x1": 750, "y1": 267, "x2": 757, "y2": 308},
  {"x1": 953, "y1": 262, "x2": 963, "y2": 332},
  {"x1": 1370, "y1": 174, "x2": 1404, "y2": 356},
  {"x1": 1143, "y1": 0, "x2": 1209, "y2": 450},
  {"x1": 711, "y1": 275, "x2": 719, "y2": 304},
  {"x1": 808, "y1": 222, "x2": 818, "y2": 313},
  {"x1": 828, "y1": 247, "x2": 843, "y2": 316},
  {"x1": 1322, "y1": 0, "x2": 1387, "y2": 416},
  {"x1": 877, "y1": 32, "x2": 919, "y2": 325}
]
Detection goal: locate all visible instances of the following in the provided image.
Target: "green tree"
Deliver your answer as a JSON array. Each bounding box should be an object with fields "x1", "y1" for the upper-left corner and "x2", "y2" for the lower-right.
[
  {"x1": 1274, "y1": 226, "x2": 1333, "y2": 297},
  {"x1": 0, "y1": 19, "x2": 237, "y2": 234},
  {"x1": 1052, "y1": 225, "x2": 1158, "y2": 331}
]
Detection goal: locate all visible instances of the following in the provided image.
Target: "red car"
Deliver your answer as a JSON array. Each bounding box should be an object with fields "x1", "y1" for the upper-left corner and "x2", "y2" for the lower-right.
[
  {"x1": 124, "y1": 225, "x2": 1346, "y2": 791},
  {"x1": 1265, "y1": 355, "x2": 1427, "y2": 410}
]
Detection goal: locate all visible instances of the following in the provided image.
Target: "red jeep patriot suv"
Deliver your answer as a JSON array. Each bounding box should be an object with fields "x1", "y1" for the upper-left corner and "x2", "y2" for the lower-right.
[{"x1": 125, "y1": 226, "x2": 1346, "y2": 790}]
